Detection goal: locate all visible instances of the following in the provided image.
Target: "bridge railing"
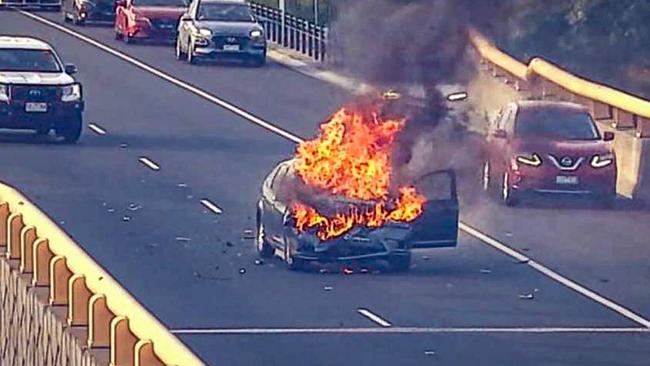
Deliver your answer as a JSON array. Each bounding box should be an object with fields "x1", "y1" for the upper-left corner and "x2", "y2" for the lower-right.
[
  {"x1": 0, "y1": 182, "x2": 205, "y2": 366},
  {"x1": 251, "y1": 2, "x2": 328, "y2": 62},
  {"x1": 470, "y1": 29, "x2": 650, "y2": 138}
]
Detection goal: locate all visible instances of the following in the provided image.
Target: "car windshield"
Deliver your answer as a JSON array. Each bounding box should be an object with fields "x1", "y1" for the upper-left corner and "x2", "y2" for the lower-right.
[
  {"x1": 134, "y1": 0, "x2": 186, "y2": 7},
  {"x1": 0, "y1": 49, "x2": 61, "y2": 73},
  {"x1": 515, "y1": 108, "x2": 600, "y2": 140},
  {"x1": 197, "y1": 3, "x2": 254, "y2": 22}
]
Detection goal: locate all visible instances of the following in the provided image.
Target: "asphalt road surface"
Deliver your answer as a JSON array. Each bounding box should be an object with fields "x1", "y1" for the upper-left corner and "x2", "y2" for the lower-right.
[{"x1": 1, "y1": 9, "x2": 649, "y2": 365}]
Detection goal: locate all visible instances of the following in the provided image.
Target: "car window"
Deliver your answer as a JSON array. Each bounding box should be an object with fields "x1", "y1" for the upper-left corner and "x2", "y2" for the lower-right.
[
  {"x1": 197, "y1": 3, "x2": 254, "y2": 22},
  {"x1": 515, "y1": 108, "x2": 601, "y2": 140},
  {"x1": 415, "y1": 171, "x2": 455, "y2": 201},
  {"x1": 0, "y1": 49, "x2": 61, "y2": 73}
]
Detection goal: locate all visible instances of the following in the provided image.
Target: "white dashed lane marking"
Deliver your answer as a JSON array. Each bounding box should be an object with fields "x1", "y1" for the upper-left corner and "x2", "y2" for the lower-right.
[
  {"x1": 88, "y1": 123, "x2": 107, "y2": 135},
  {"x1": 138, "y1": 157, "x2": 161, "y2": 171},
  {"x1": 357, "y1": 308, "x2": 392, "y2": 328},
  {"x1": 200, "y1": 199, "x2": 223, "y2": 214}
]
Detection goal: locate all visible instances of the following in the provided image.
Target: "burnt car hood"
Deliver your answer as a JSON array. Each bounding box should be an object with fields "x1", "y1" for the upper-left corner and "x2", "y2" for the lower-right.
[
  {"x1": 195, "y1": 20, "x2": 262, "y2": 35},
  {"x1": 0, "y1": 71, "x2": 74, "y2": 85},
  {"x1": 300, "y1": 224, "x2": 411, "y2": 253},
  {"x1": 132, "y1": 6, "x2": 185, "y2": 19},
  {"x1": 512, "y1": 138, "x2": 612, "y2": 156}
]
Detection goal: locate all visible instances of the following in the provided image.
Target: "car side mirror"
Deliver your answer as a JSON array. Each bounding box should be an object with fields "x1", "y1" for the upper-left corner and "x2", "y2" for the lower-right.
[
  {"x1": 492, "y1": 129, "x2": 507, "y2": 139},
  {"x1": 180, "y1": 14, "x2": 192, "y2": 22},
  {"x1": 64, "y1": 63, "x2": 77, "y2": 74},
  {"x1": 603, "y1": 131, "x2": 615, "y2": 142}
]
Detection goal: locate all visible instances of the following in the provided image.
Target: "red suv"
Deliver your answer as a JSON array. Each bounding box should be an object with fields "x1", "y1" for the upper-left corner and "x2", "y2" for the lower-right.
[
  {"x1": 483, "y1": 101, "x2": 617, "y2": 206},
  {"x1": 114, "y1": 0, "x2": 187, "y2": 43}
]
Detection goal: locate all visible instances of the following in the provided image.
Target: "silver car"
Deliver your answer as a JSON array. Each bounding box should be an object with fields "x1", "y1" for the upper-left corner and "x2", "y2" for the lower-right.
[{"x1": 175, "y1": 0, "x2": 267, "y2": 66}]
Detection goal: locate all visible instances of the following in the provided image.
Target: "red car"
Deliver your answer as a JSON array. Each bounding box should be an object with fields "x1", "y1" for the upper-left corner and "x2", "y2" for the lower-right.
[
  {"x1": 483, "y1": 101, "x2": 617, "y2": 206},
  {"x1": 114, "y1": 0, "x2": 187, "y2": 43}
]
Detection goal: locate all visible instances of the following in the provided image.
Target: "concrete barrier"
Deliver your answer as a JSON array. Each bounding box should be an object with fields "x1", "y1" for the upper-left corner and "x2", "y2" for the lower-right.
[
  {"x1": 0, "y1": 182, "x2": 205, "y2": 366},
  {"x1": 469, "y1": 31, "x2": 650, "y2": 201}
]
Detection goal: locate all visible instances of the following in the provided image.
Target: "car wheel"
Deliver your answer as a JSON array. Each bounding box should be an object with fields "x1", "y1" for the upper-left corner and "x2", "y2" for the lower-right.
[
  {"x1": 72, "y1": 10, "x2": 85, "y2": 26},
  {"x1": 187, "y1": 40, "x2": 197, "y2": 64},
  {"x1": 251, "y1": 54, "x2": 266, "y2": 68},
  {"x1": 123, "y1": 33, "x2": 133, "y2": 44},
  {"x1": 501, "y1": 171, "x2": 518, "y2": 206},
  {"x1": 482, "y1": 160, "x2": 491, "y2": 192},
  {"x1": 388, "y1": 253, "x2": 411, "y2": 272},
  {"x1": 114, "y1": 26, "x2": 123, "y2": 40},
  {"x1": 255, "y1": 214, "x2": 274, "y2": 258},
  {"x1": 175, "y1": 38, "x2": 185, "y2": 61},
  {"x1": 55, "y1": 113, "x2": 82, "y2": 144},
  {"x1": 283, "y1": 230, "x2": 305, "y2": 271}
]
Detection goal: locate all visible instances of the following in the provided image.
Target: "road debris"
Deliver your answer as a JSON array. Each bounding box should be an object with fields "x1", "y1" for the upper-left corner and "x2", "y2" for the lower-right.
[
  {"x1": 122, "y1": 215, "x2": 131, "y2": 222},
  {"x1": 505, "y1": 231, "x2": 513, "y2": 237},
  {"x1": 424, "y1": 350, "x2": 436, "y2": 356},
  {"x1": 323, "y1": 285, "x2": 333, "y2": 291},
  {"x1": 480, "y1": 268, "x2": 492, "y2": 274},
  {"x1": 241, "y1": 230, "x2": 255, "y2": 239},
  {"x1": 517, "y1": 258, "x2": 530, "y2": 264},
  {"x1": 360, "y1": 268, "x2": 369, "y2": 274},
  {"x1": 175, "y1": 237, "x2": 191, "y2": 242},
  {"x1": 177, "y1": 183, "x2": 188, "y2": 188},
  {"x1": 107, "y1": 208, "x2": 115, "y2": 213},
  {"x1": 422, "y1": 255, "x2": 431, "y2": 261},
  {"x1": 519, "y1": 293, "x2": 534, "y2": 300},
  {"x1": 225, "y1": 241, "x2": 234, "y2": 247},
  {"x1": 254, "y1": 259, "x2": 264, "y2": 266},
  {"x1": 119, "y1": 143, "x2": 128, "y2": 148},
  {"x1": 239, "y1": 268, "x2": 247, "y2": 275},
  {"x1": 342, "y1": 267, "x2": 354, "y2": 275},
  {"x1": 127, "y1": 203, "x2": 141, "y2": 211},
  {"x1": 186, "y1": 195, "x2": 194, "y2": 199}
]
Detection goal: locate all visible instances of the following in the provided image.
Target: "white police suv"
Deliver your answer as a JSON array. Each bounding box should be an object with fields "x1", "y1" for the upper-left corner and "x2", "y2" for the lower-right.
[{"x1": 0, "y1": 36, "x2": 83, "y2": 143}]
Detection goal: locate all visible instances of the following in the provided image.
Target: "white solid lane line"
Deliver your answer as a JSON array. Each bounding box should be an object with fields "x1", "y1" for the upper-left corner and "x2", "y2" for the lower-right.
[
  {"x1": 200, "y1": 199, "x2": 223, "y2": 214},
  {"x1": 171, "y1": 327, "x2": 650, "y2": 335},
  {"x1": 88, "y1": 123, "x2": 107, "y2": 135},
  {"x1": 358, "y1": 308, "x2": 392, "y2": 327},
  {"x1": 20, "y1": 10, "x2": 650, "y2": 330},
  {"x1": 18, "y1": 10, "x2": 303, "y2": 145},
  {"x1": 138, "y1": 157, "x2": 161, "y2": 171},
  {"x1": 459, "y1": 223, "x2": 650, "y2": 329}
]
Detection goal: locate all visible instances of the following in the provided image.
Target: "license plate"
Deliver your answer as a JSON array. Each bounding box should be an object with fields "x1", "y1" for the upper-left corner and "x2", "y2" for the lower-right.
[
  {"x1": 556, "y1": 175, "x2": 579, "y2": 185},
  {"x1": 223, "y1": 44, "x2": 240, "y2": 51},
  {"x1": 25, "y1": 102, "x2": 47, "y2": 113}
]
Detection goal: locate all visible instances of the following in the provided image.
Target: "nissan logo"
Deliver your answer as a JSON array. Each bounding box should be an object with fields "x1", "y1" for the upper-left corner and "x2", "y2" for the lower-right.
[
  {"x1": 29, "y1": 89, "x2": 41, "y2": 96},
  {"x1": 560, "y1": 157, "x2": 573, "y2": 166}
]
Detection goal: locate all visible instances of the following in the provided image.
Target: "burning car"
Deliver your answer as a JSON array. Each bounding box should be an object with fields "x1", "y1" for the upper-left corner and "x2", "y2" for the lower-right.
[
  {"x1": 255, "y1": 91, "x2": 461, "y2": 271},
  {"x1": 114, "y1": 0, "x2": 188, "y2": 43}
]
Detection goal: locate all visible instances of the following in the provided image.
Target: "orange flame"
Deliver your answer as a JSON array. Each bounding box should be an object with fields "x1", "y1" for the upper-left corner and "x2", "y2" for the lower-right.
[{"x1": 292, "y1": 104, "x2": 425, "y2": 240}]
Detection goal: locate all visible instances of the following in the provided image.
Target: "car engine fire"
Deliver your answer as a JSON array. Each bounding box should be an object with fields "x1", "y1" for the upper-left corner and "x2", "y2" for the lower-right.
[{"x1": 291, "y1": 93, "x2": 426, "y2": 241}]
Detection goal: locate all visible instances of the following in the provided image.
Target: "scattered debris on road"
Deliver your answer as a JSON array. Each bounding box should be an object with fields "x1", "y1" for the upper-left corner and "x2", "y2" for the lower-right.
[
  {"x1": 342, "y1": 267, "x2": 354, "y2": 275},
  {"x1": 422, "y1": 255, "x2": 431, "y2": 261},
  {"x1": 239, "y1": 268, "x2": 247, "y2": 275},
  {"x1": 107, "y1": 208, "x2": 115, "y2": 213},
  {"x1": 119, "y1": 143, "x2": 128, "y2": 148},
  {"x1": 122, "y1": 215, "x2": 131, "y2": 222},
  {"x1": 177, "y1": 183, "x2": 188, "y2": 188},
  {"x1": 424, "y1": 350, "x2": 436, "y2": 356},
  {"x1": 519, "y1": 293, "x2": 534, "y2": 300},
  {"x1": 176, "y1": 237, "x2": 191, "y2": 242},
  {"x1": 323, "y1": 285, "x2": 333, "y2": 291},
  {"x1": 254, "y1": 259, "x2": 264, "y2": 266},
  {"x1": 241, "y1": 230, "x2": 255, "y2": 239},
  {"x1": 480, "y1": 268, "x2": 492, "y2": 274},
  {"x1": 127, "y1": 203, "x2": 141, "y2": 211}
]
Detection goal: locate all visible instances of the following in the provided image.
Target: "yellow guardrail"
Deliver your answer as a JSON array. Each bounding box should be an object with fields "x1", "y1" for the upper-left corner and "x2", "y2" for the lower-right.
[
  {"x1": 469, "y1": 29, "x2": 650, "y2": 122},
  {"x1": 0, "y1": 182, "x2": 205, "y2": 366}
]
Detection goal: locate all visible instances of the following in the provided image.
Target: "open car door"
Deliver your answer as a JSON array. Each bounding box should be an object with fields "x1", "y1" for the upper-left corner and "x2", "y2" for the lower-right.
[{"x1": 407, "y1": 170, "x2": 459, "y2": 249}]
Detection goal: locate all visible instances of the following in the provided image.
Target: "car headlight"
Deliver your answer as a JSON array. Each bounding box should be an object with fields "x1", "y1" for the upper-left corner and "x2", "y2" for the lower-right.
[
  {"x1": 194, "y1": 28, "x2": 212, "y2": 37},
  {"x1": 61, "y1": 83, "x2": 82, "y2": 102},
  {"x1": 250, "y1": 29, "x2": 263, "y2": 39},
  {"x1": 591, "y1": 153, "x2": 614, "y2": 168},
  {"x1": 516, "y1": 153, "x2": 542, "y2": 167},
  {"x1": 0, "y1": 84, "x2": 8, "y2": 102}
]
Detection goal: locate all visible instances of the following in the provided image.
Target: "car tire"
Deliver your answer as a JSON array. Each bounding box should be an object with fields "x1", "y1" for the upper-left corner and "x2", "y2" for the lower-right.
[
  {"x1": 501, "y1": 171, "x2": 519, "y2": 206},
  {"x1": 123, "y1": 33, "x2": 133, "y2": 44},
  {"x1": 283, "y1": 230, "x2": 305, "y2": 271},
  {"x1": 251, "y1": 54, "x2": 266, "y2": 68},
  {"x1": 482, "y1": 160, "x2": 491, "y2": 192},
  {"x1": 114, "y1": 26, "x2": 123, "y2": 40},
  {"x1": 56, "y1": 113, "x2": 82, "y2": 144},
  {"x1": 72, "y1": 10, "x2": 85, "y2": 26},
  {"x1": 175, "y1": 38, "x2": 185, "y2": 61},
  {"x1": 187, "y1": 40, "x2": 197, "y2": 64},
  {"x1": 255, "y1": 212, "x2": 274, "y2": 258},
  {"x1": 388, "y1": 253, "x2": 412, "y2": 272}
]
